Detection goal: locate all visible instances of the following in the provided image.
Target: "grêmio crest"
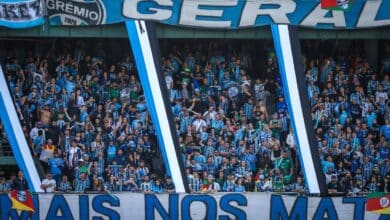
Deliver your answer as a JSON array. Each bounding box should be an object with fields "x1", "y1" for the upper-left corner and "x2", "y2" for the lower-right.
[
  {"x1": 16, "y1": 191, "x2": 27, "y2": 202},
  {"x1": 46, "y1": 0, "x2": 106, "y2": 25}
]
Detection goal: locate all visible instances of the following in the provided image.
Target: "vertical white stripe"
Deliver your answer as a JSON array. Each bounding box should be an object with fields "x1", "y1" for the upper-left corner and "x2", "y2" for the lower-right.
[
  {"x1": 0, "y1": 67, "x2": 42, "y2": 192},
  {"x1": 135, "y1": 21, "x2": 186, "y2": 193},
  {"x1": 277, "y1": 25, "x2": 321, "y2": 193}
]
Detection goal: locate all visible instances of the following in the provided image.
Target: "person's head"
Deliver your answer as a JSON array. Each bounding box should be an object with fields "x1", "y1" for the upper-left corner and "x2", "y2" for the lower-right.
[
  {"x1": 296, "y1": 176, "x2": 303, "y2": 184},
  {"x1": 71, "y1": 140, "x2": 78, "y2": 147},
  {"x1": 46, "y1": 173, "x2": 52, "y2": 179},
  {"x1": 353, "y1": 178, "x2": 361, "y2": 186},
  {"x1": 193, "y1": 171, "x2": 199, "y2": 178},
  {"x1": 370, "y1": 176, "x2": 377, "y2": 183},
  {"x1": 208, "y1": 175, "x2": 215, "y2": 183},
  {"x1": 374, "y1": 164, "x2": 380, "y2": 173},
  {"x1": 282, "y1": 150, "x2": 288, "y2": 158},
  {"x1": 331, "y1": 175, "x2": 337, "y2": 183},
  {"x1": 166, "y1": 176, "x2": 172, "y2": 184},
  {"x1": 18, "y1": 170, "x2": 24, "y2": 179},
  {"x1": 62, "y1": 175, "x2": 68, "y2": 182}
]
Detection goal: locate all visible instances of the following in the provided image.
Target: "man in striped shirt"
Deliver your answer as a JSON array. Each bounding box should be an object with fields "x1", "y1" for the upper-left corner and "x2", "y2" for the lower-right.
[
  {"x1": 222, "y1": 173, "x2": 236, "y2": 192},
  {"x1": 188, "y1": 171, "x2": 202, "y2": 193},
  {"x1": 140, "y1": 175, "x2": 152, "y2": 193},
  {"x1": 74, "y1": 172, "x2": 89, "y2": 193},
  {"x1": 243, "y1": 99, "x2": 253, "y2": 121},
  {"x1": 58, "y1": 175, "x2": 72, "y2": 192},
  {"x1": 362, "y1": 156, "x2": 374, "y2": 183},
  {"x1": 0, "y1": 177, "x2": 10, "y2": 193}
]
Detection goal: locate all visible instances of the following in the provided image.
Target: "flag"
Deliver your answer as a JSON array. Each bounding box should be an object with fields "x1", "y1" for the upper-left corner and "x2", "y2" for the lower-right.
[
  {"x1": 366, "y1": 193, "x2": 390, "y2": 214},
  {"x1": 321, "y1": 0, "x2": 337, "y2": 8},
  {"x1": 8, "y1": 190, "x2": 35, "y2": 213},
  {"x1": 321, "y1": 0, "x2": 352, "y2": 11},
  {"x1": 201, "y1": 184, "x2": 210, "y2": 192}
]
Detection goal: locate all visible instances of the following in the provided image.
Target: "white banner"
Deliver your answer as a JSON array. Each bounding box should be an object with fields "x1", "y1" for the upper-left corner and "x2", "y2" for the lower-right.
[{"x1": 0, "y1": 193, "x2": 385, "y2": 220}]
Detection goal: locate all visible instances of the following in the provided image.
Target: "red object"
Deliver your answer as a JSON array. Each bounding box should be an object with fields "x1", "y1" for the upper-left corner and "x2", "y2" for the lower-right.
[
  {"x1": 366, "y1": 193, "x2": 390, "y2": 213},
  {"x1": 8, "y1": 190, "x2": 35, "y2": 213},
  {"x1": 321, "y1": 0, "x2": 337, "y2": 8}
]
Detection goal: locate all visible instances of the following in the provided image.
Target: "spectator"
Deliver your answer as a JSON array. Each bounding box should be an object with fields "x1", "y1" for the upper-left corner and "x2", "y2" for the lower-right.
[
  {"x1": 58, "y1": 175, "x2": 72, "y2": 192},
  {"x1": 383, "y1": 175, "x2": 390, "y2": 193},
  {"x1": 124, "y1": 176, "x2": 138, "y2": 192},
  {"x1": 234, "y1": 178, "x2": 246, "y2": 192},
  {"x1": 66, "y1": 140, "x2": 82, "y2": 170},
  {"x1": 11, "y1": 170, "x2": 28, "y2": 191},
  {"x1": 151, "y1": 179, "x2": 164, "y2": 193},
  {"x1": 163, "y1": 176, "x2": 175, "y2": 193},
  {"x1": 104, "y1": 174, "x2": 119, "y2": 192},
  {"x1": 41, "y1": 173, "x2": 56, "y2": 193},
  {"x1": 40, "y1": 139, "x2": 56, "y2": 170},
  {"x1": 188, "y1": 171, "x2": 202, "y2": 193},
  {"x1": 7, "y1": 173, "x2": 16, "y2": 186},
  {"x1": 0, "y1": 177, "x2": 10, "y2": 193},
  {"x1": 352, "y1": 178, "x2": 364, "y2": 195},
  {"x1": 202, "y1": 175, "x2": 220, "y2": 193},
  {"x1": 290, "y1": 176, "x2": 306, "y2": 194},
  {"x1": 90, "y1": 177, "x2": 104, "y2": 192},
  {"x1": 365, "y1": 176, "x2": 381, "y2": 193},
  {"x1": 48, "y1": 150, "x2": 64, "y2": 185},
  {"x1": 74, "y1": 172, "x2": 89, "y2": 193},
  {"x1": 327, "y1": 175, "x2": 340, "y2": 194},
  {"x1": 222, "y1": 173, "x2": 236, "y2": 192},
  {"x1": 140, "y1": 175, "x2": 152, "y2": 193}
]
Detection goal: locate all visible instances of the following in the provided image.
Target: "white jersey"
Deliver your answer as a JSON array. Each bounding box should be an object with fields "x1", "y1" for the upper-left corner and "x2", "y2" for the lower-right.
[{"x1": 41, "y1": 178, "x2": 56, "y2": 192}]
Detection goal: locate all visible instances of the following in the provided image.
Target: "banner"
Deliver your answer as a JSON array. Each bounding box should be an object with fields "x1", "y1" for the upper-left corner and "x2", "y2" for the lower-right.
[
  {"x1": 0, "y1": 193, "x2": 388, "y2": 220},
  {"x1": 46, "y1": 0, "x2": 390, "y2": 29},
  {"x1": 0, "y1": 0, "x2": 44, "y2": 28}
]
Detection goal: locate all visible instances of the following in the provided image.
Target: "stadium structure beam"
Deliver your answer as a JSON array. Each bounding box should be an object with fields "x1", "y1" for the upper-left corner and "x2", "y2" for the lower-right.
[
  {"x1": 125, "y1": 20, "x2": 188, "y2": 193},
  {"x1": 0, "y1": 66, "x2": 42, "y2": 192},
  {"x1": 271, "y1": 24, "x2": 327, "y2": 194}
]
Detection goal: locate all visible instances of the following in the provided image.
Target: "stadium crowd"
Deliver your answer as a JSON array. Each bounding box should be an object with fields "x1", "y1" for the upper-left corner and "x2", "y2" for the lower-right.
[{"x1": 0, "y1": 39, "x2": 389, "y2": 195}]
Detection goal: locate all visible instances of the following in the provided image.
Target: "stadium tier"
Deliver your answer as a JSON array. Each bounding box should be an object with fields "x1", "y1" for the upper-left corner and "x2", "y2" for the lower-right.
[{"x1": 0, "y1": 0, "x2": 389, "y2": 219}]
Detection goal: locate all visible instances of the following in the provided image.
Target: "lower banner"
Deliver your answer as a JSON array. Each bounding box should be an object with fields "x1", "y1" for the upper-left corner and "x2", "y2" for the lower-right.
[{"x1": 0, "y1": 193, "x2": 388, "y2": 220}]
